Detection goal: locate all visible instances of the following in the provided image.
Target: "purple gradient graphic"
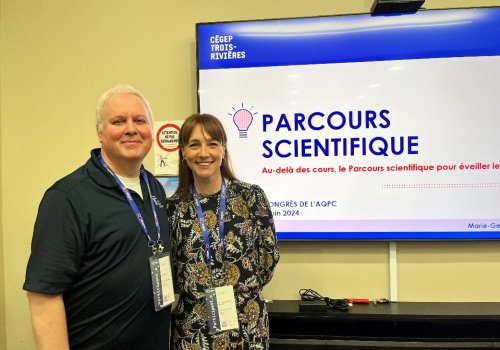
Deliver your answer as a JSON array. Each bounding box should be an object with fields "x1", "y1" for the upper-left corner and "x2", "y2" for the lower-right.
[{"x1": 232, "y1": 109, "x2": 253, "y2": 138}]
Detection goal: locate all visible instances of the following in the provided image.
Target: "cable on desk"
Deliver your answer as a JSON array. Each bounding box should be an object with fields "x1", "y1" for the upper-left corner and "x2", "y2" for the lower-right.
[{"x1": 299, "y1": 288, "x2": 349, "y2": 312}]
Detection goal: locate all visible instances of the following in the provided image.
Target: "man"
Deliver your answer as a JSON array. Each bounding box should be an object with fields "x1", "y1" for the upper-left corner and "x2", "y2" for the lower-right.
[{"x1": 24, "y1": 85, "x2": 172, "y2": 349}]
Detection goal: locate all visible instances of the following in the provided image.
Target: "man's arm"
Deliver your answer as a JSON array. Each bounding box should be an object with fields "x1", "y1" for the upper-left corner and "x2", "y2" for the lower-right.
[{"x1": 27, "y1": 291, "x2": 70, "y2": 350}]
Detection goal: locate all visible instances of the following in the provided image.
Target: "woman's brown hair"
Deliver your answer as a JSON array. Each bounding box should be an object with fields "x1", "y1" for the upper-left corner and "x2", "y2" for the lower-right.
[{"x1": 169, "y1": 113, "x2": 238, "y2": 202}]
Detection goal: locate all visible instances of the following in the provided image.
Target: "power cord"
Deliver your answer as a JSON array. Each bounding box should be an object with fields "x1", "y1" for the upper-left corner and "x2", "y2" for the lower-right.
[{"x1": 299, "y1": 288, "x2": 349, "y2": 312}]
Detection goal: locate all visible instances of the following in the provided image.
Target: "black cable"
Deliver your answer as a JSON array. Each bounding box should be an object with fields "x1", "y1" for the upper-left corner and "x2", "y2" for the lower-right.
[{"x1": 299, "y1": 288, "x2": 349, "y2": 312}]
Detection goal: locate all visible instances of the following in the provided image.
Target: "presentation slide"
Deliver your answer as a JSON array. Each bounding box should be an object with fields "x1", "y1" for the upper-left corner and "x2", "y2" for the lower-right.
[{"x1": 197, "y1": 8, "x2": 500, "y2": 240}]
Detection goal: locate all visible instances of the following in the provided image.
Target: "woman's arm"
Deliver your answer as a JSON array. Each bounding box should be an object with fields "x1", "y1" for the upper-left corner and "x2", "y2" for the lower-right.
[{"x1": 253, "y1": 185, "x2": 280, "y2": 286}]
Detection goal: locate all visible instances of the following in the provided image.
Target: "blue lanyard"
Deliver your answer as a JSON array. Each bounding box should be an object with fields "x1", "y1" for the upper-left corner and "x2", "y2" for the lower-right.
[
  {"x1": 192, "y1": 178, "x2": 226, "y2": 268},
  {"x1": 99, "y1": 156, "x2": 163, "y2": 255}
]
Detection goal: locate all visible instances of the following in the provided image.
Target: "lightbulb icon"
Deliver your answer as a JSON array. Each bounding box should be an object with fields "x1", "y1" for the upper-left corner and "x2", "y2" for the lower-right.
[{"x1": 232, "y1": 108, "x2": 254, "y2": 138}]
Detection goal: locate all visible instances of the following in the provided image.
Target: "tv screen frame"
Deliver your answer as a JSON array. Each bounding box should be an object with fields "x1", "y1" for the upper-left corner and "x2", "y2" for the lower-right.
[{"x1": 196, "y1": 7, "x2": 500, "y2": 241}]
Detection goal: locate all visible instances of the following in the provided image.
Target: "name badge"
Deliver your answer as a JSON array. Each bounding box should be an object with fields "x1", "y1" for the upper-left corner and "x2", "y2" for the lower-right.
[
  {"x1": 205, "y1": 285, "x2": 239, "y2": 334},
  {"x1": 149, "y1": 252, "x2": 175, "y2": 311}
]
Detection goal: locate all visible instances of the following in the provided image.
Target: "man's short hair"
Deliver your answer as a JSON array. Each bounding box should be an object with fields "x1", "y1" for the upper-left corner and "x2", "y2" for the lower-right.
[{"x1": 95, "y1": 84, "x2": 154, "y2": 132}]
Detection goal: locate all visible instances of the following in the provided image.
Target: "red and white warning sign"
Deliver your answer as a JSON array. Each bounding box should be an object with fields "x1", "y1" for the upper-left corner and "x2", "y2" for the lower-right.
[{"x1": 154, "y1": 120, "x2": 182, "y2": 175}]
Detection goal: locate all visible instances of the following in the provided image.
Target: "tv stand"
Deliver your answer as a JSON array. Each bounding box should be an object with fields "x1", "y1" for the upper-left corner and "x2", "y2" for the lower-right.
[{"x1": 267, "y1": 300, "x2": 500, "y2": 349}]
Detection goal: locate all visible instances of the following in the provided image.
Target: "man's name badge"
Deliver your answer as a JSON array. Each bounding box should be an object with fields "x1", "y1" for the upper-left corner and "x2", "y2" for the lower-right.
[
  {"x1": 205, "y1": 285, "x2": 239, "y2": 334},
  {"x1": 149, "y1": 252, "x2": 175, "y2": 311}
]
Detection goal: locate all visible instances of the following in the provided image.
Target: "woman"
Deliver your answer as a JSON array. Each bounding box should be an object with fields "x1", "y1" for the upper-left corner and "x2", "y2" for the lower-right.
[{"x1": 167, "y1": 113, "x2": 279, "y2": 350}]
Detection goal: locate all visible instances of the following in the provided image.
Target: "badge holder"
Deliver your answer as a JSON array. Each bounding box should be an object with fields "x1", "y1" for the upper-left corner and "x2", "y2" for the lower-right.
[
  {"x1": 205, "y1": 285, "x2": 239, "y2": 334},
  {"x1": 150, "y1": 251, "x2": 175, "y2": 311}
]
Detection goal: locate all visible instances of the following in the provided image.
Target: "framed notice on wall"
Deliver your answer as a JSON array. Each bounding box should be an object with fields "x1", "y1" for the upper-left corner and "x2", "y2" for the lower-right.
[{"x1": 154, "y1": 120, "x2": 182, "y2": 175}]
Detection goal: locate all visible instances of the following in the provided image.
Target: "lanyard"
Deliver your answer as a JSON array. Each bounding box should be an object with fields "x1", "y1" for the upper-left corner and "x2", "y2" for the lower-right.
[
  {"x1": 99, "y1": 156, "x2": 163, "y2": 255},
  {"x1": 192, "y1": 178, "x2": 226, "y2": 268}
]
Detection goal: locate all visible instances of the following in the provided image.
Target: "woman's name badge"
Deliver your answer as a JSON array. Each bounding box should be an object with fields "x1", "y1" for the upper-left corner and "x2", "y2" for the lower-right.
[
  {"x1": 205, "y1": 285, "x2": 239, "y2": 334},
  {"x1": 149, "y1": 252, "x2": 175, "y2": 311}
]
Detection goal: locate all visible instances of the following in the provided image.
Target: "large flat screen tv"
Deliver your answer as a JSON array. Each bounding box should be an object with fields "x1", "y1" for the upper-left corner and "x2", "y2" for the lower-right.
[{"x1": 196, "y1": 7, "x2": 500, "y2": 240}]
